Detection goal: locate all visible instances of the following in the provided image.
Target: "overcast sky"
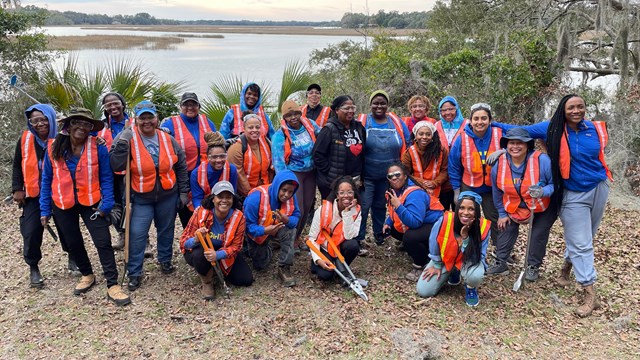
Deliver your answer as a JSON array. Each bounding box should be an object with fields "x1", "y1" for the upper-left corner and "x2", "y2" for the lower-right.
[{"x1": 22, "y1": 0, "x2": 438, "y2": 21}]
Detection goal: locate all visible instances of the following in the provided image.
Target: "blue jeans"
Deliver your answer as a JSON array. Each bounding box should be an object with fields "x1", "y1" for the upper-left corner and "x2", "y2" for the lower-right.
[
  {"x1": 128, "y1": 192, "x2": 178, "y2": 276},
  {"x1": 357, "y1": 178, "x2": 387, "y2": 240}
]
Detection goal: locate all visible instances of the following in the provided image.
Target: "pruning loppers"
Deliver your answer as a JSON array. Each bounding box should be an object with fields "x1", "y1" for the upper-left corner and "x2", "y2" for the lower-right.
[{"x1": 196, "y1": 231, "x2": 231, "y2": 299}]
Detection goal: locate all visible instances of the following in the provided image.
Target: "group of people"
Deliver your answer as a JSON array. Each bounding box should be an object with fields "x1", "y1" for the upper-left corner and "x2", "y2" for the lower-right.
[{"x1": 13, "y1": 82, "x2": 611, "y2": 317}]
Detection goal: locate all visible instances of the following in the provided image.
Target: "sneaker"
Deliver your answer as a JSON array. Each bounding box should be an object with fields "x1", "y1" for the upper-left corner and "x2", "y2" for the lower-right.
[
  {"x1": 405, "y1": 264, "x2": 423, "y2": 282},
  {"x1": 374, "y1": 233, "x2": 386, "y2": 246},
  {"x1": 127, "y1": 275, "x2": 142, "y2": 291},
  {"x1": 486, "y1": 261, "x2": 509, "y2": 276},
  {"x1": 73, "y1": 274, "x2": 96, "y2": 295},
  {"x1": 447, "y1": 269, "x2": 461, "y2": 286},
  {"x1": 159, "y1": 261, "x2": 175, "y2": 274},
  {"x1": 113, "y1": 232, "x2": 125, "y2": 251},
  {"x1": 278, "y1": 266, "x2": 297, "y2": 287},
  {"x1": 525, "y1": 265, "x2": 540, "y2": 282},
  {"x1": 29, "y1": 266, "x2": 44, "y2": 288},
  {"x1": 465, "y1": 285, "x2": 479, "y2": 307},
  {"x1": 107, "y1": 285, "x2": 131, "y2": 306},
  {"x1": 357, "y1": 248, "x2": 369, "y2": 257},
  {"x1": 68, "y1": 256, "x2": 82, "y2": 277}
]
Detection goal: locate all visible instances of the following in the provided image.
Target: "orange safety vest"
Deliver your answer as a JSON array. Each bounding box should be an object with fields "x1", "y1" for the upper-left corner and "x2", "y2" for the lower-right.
[
  {"x1": 280, "y1": 118, "x2": 317, "y2": 165},
  {"x1": 242, "y1": 136, "x2": 271, "y2": 189},
  {"x1": 195, "y1": 160, "x2": 231, "y2": 195},
  {"x1": 460, "y1": 127, "x2": 502, "y2": 187},
  {"x1": 406, "y1": 144, "x2": 445, "y2": 210},
  {"x1": 20, "y1": 131, "x2": 40, "y2": 198},
  {"x1": 231, "y1": 104, "x2": 270, "y2": 138},
  {"x1": 559, "y1": 121, "x2": 613, "y2": 182},
  {"x1": 301, "y1": 105, "x2": 331, "y2": 127},
  {"x1": 247, "y1": 185, "x2": 295, "y2": 244},
  {"x1": 97, "y1": 126, "x2": 126, "y2": 176},
  {"x1": 314, "y1": 200, "x2": 361, "y2": 257},
  {"x1": 171, "y1": 114, "x2": 213, "y2": 171},
  {"x1": 357, "y1": 112, "x2": 407, "y2": 154},
  {"x1": 48, "y1": 137, "x2": 101, "y2": 210},
  {"x1": 130, "y1": 127, "x2": 178, "y2": 193},
  {"x1": 191, "y1": 207, "x2": 244, "y2": 275},
  {"x1": 437, "y1": 211, "x2": 491, "y2": 272},
  {"x1": 387, "y1": 185, "x2": 422, "y2": 233},
  {"x1": 435, "y1": 119, "x2": 468, "y2": 148},
  {"x1": 495, "y1": 151, "x2": 550, "y2": 214}
]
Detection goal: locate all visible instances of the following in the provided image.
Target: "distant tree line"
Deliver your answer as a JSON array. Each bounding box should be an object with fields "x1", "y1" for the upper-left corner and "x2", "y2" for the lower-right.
[{"x1": 340, "y1": 10, "x2": 429, "y2": 29}]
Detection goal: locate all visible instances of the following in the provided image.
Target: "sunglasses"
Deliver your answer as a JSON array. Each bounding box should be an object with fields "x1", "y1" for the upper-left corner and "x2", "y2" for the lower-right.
[{"x1": 386, "y1": 171, "x2": 402, "y2": 180}]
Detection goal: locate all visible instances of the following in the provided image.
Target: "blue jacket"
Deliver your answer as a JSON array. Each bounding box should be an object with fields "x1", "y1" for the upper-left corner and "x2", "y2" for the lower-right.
[
  {"x1": 428, "y1": 215, "x2": 490, "y2": 269},
  {"x1": 160, "y1": 113, "x2": 216, "y2": 170},
  {"x1": 220, "y1": 82, "x2": 275, "y2": 139},
  {"x1": 437, "y1": 96, "x2": 465, "y2": 130},
  {"x1": 271, "y1": 120, "x2": 320, "y2": 173},
  {"x1": 448, "y1": 123, "x2": 498, "y2": 194},
  {"x1": 385, "y1": 180, "x2": 443, "y2": 229},
  {"x1": 24, "y1": 104, "x2": 58, "y2": 149},
  {"x1": 190, "y1": 163, "x2": 239, "y2": 209},
  {"x1": 243, "y1": 170, "x2": 301, "y2": 238}
]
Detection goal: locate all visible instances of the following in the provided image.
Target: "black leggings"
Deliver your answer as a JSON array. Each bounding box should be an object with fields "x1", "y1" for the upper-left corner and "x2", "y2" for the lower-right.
[
  {"x1": 184, "y1": 245, "x2": 254, "y2": 286},
  {"x1": 390, "y1": 223, "x2": 433, "y2": 267}
]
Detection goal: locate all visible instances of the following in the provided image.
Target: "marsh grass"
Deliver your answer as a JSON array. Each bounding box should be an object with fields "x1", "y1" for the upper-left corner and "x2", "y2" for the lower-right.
[{"x1": 46, "y1": 35, "x2": 185, "y2": 50}]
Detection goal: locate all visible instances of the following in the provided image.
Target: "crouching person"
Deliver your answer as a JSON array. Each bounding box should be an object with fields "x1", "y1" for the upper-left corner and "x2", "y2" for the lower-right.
[
  {"x1": 308, "y1": 176, "x2": 362, "y2": 281},
  {"x1": 416, "y1": 191, "x2": 490, "y2": 307},
  {"x1": 243, "y1": 170, "x2": 300, "y2": 287},
  {"x1": 181, "y1": 181, "x2": 253, "y2": 300}
]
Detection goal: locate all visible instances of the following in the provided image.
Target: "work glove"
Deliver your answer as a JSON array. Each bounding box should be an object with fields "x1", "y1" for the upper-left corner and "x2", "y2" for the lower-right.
[
  {"x1": 183, "y1": 237, "x2": 197, "y2": 250},
  {"x1": 528, "y1": 185, "x2": 544, "y2": 199},
  {"x1": 109, "y1": 204, "x2": 123, "y2": 227},
  {"x1": 177, "y1": 193, "x2": 189, "y2": 210},
  {"x1": 486, "y1": 149, "x2": 506, "y2": 166}
]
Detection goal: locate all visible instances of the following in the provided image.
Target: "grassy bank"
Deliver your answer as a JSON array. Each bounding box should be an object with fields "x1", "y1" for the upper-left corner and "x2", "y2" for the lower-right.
[{"x1": 46, "y1": 35, "x2": 186, "y2": 50}]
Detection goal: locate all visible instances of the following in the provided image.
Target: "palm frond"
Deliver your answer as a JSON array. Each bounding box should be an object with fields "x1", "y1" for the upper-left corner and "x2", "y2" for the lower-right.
[
  {"x1": 272, "y1": 59, "x2": 312, "y2": 120},
  {"x1": 151, "y1": 81, "x2": 185, "y2": 121},
  {"x1": 105, "y1": 58, "x2": 157, "y2": 107}
]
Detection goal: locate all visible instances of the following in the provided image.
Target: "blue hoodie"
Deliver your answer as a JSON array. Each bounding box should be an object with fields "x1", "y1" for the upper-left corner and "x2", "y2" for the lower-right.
[
  {"x1": 219, "y1": 82, "x2": 275, "y2": 140},
  {"x1": 25, "y1": 104, "x2": 58, "y2": 148},
  {"x1": 448, "y1": 123, "x2": 500, "y2": 194},
  {"x1": 385, "y1": 179, "x2": 443, "y2": 229},
  {"x1": 438, "y1": 96, "x2": 465, "y2": 130},
  {"x1": 243, "y1": 170, "x2": 301, "y2": 238}
]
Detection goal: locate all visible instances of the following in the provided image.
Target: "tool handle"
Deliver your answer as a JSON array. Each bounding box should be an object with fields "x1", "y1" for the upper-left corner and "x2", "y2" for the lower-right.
[
  {"x1": 325, "y1": 234, "x2": 346, "y2": 263},
  {"x1": 306, "y1": 239, "x2": 336, "y2": 270},
  {"x1": 196, "y1": 232, "x2": 211, "y2": 251}
]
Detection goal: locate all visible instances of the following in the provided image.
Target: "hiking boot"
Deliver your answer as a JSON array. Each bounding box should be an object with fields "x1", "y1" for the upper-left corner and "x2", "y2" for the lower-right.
[
  {"x1": 113, "y1": 232, "x2": 125, "y2": 251},
  {"x1": 159, "y1": 261, "x2": 175, "y2": 274},
  {"x1": 127, "y1": 275, "x2": 142, "y2": 292},
  {"x1": 486, "y1": 260, "x2": 509, "y2": 276},
  {"x1": 144, "y1": 240, "x2": 153, "y2": 259},
  {"x1": 68, "y1": 256, "x2": 81, "y2": 277},
  {"x1": 107, "y1": 285, "x2": 131, "y2": 306},
  {"x1": 447, "y1": 268, "x2": 461, "y2": 286},
  {"x1": 278, "y1": 266, "x2": 297, "y2": 287},
  {"x1": 525, "y1": 265, "x2": 540, "y2": 282},
  {"x1": 374, "y1": 233, "x2": 386, "y2": 246},
  {"x1": 29, "y1": 266, "x2": 44, "y2": 288},
  {"x1": 575, "y1": 284, "x2": 601, "y2": 317},
  {"x1": 198, "y1": 269, "x2": 216, "y2": 301},
  {"x1": 405, "y1": 264, "x2": 423, "y2": 282},
  {"x1": 465, "y1": 285, "x2": 479, "y2": 307},
  {"x1": 73, "y1": 274, "x2": 96, "y2": 295},
  {"x1": 557, "y1": 260, "x2": 573, "y2": 287}
]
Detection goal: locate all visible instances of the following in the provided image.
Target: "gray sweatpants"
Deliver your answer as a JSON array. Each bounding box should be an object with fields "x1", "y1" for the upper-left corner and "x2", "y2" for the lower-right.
[
  {"x1": 246, "y1": 227, "x2": 296, "y2": 270},
  {"x1": 416, "y1": 260, "x2": 485, "y2": 298}
]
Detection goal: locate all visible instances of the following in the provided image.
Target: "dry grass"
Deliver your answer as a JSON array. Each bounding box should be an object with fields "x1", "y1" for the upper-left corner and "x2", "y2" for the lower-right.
[
  {"x1": 0, "y1": 197, "x2": 638, "y2": 359},
  {"x1": 46, "y1": 35, "x2": 186, "y2": 50}
]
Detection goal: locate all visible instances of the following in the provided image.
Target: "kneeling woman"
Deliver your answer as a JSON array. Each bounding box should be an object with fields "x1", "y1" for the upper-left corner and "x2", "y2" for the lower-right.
[
  {"x1": 308, "y1": 176, "x2": 362, "y2": 281},
  {"x1": 416, "y1": 191, "x2": 490, "y2": 307},
  {"x1": 382, "y1": 163, "x2": 443, "y2": 281},
  {"x1": 180, "y1": 181, "x2": 253, "y2": 300}
]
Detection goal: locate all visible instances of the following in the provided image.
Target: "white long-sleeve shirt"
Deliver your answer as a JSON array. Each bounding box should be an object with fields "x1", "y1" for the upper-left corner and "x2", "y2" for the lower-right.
[{"x1": 307, "y1": 200, "x2": 362, "y2": 263}]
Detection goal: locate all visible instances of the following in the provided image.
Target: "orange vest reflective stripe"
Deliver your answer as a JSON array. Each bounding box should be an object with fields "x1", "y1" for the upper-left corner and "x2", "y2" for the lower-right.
[
  {"x1": 460, "y1": 127, "x2": 502, "y2": 187},
  {"x1": 407, "y1": 144, "x2": 445, "y2": 210},
  {"x1": 196, "y1": 161, "x2": 231, "y2": 195},
  {"x1": 171, "y1": 114, "x2": 213, "y2": 171},
  {"x1": 301, "y1": 105, "x2": 331, "y2": 127},
  {"x1": 437, "y1": 211, "x2": 491, "y2": 272},
  {"x1": 314, "y1": 200, "x2": 361, "y2": 257},
  {"x1": 248, "y1": 185, "x2": 295, "y2": 244},
  {"x1": 280, "y1": 117, "x2": 317, "y2": 164},
  {"x1": 559, "y1": 121, "x2": 613, "y2": 182},
  {"x1": 388, "y1": 185, "x2": 422, "y2": 233},
  {"x1": 21, "y1": 131, "x2": 40, "y2": 198},
  {"x1": 436, "y1": 119, "x2": 468, "y2": 148},
  {"x1": 48, "y1": 137, "x2": 101, "y2": 209},
  {"x1": 231, "y1": 104, "x2": 270, "y2": 138},
  {"x1": 495, "y1": 151, "x2": 550, "y2": 214},
  {"x1": 243, "y1": 136, "x2": 271, "y2": 188},
  {"x1": 358, "y1": 112, "x2": 407, "y2": 154},
  {"x1": 191, "y1": 207, "x2": 244, "y2": 275},
  {"x1": 130, "y1": 127, "x2": 178, "y2": 193}
]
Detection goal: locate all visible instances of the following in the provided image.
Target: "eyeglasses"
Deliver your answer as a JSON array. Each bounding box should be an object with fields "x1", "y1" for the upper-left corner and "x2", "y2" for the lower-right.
[
  {"x1": 440, "y1": 107, "x2": 456, "y2": 113},
  {"x1": 386, "y1": 171, "x2": 402, "y2": 180},
  {"x1": 410, "y1": 104, "x2": 427, "y2": 109},
  {"x1": 338, "y1": 190, "x2": 354, "y2": 196},
  {"x1": 208, "y1": 154, "x2": 227, "y2": 160},
  {"x1": 307, "y1": 90, "x2": 321, "y2": 95},
  {"x1": 104, "y1": 100, "x2": 122, "y2": 109},
  {"x1": 28, "y1": 116, "x2": 48, "y2": 125},
  {"x1": 181, "y1": 101, "x2": 199, "y2": 108},
  {"x1": 283, "y1": 111, "x2": 302, "y2": 120},
  {"x1": 339, "y1": 105, "x2": 357, "y2": 112},
  {"x1": 69, "y1": 119, "x2": 94, "y2": 130}
]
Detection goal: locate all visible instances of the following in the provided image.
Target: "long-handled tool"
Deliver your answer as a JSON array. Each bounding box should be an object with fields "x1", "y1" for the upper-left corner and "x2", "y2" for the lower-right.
[
  {"x1": 120, "y1": 145, "x2": 132, "y2": 285},
  {"x1": 513, "y1": 198, "x2": 537, "y2": 292},
  {"x1": 9, "y1": 74, "x2": 40, "y2": 103},
  {"x1": 196, "y1": 231, "x2": 231, "y2": 299},
  {"x1": 306, "y1": 237, "x2": 368, "y2": 301}
]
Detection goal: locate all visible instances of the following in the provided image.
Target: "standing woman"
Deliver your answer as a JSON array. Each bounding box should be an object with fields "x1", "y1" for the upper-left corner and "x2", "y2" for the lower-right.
[
  {"x1": 401, "y1": 121, "x2": 448, "y2": 210},
  {"x1": 435, "y1": 96, "x2": 468, "y2": 210},
  {"x1": 402, "y1": 95, "x2": 436, "y2": 133},
  {"x1": 40, "y1": 108, "x2": 130, "y2": 306},
  {"x1": 220, "y1": 82, "x2": 275, "y2": 140},
  {"x1": 110, "y1": 101, "x2": 189, "y2": 291},
  {"x1": 190, "y1": 131, "x2": 239, "y2": 209},
  {"x1": 271, "y1": 100, "x2": 320, "y2": 240},
  {"x1": 227, "y1": 112, "x2": 273, "y2": 198},
  {"x1": 356, "y1": 90, "x2": 411, "y2": 246},
  {"x1": 382, "y1": 163, "x2": 443, "y2": 281},
  {"x1": 181, "y1": 181, "x2": 253, "y2": 300},
  {"x1": 416, "y1": 191, "x2": 491, "y2": 307},
  {"x1": 312, "y1": 95, "x2": 366, "y2": 200}
]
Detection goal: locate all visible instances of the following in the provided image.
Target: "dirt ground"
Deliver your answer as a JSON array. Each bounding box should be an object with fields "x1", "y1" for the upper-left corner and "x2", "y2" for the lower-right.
[{"x1": 0, "y1": 188, "x2": 639, "y2": 359}]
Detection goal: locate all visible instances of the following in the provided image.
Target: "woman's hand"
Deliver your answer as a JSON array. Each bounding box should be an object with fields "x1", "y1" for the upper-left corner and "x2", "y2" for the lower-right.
[
  {"x1": 264, "y1": 223, "x2": 284, "y2": 236},
  {"x1": 315, "y1": 259, "x2": 334, "y2": 271},
  {"x1": 460, "y1": 221, "x2": 473, "y2": 239},
  {"x1": 274, "y1": 210, "x2": 289, "y2": 225},
  {"x1": 386, "y1": 190, "x2": 401, "y2": 208},
  {"x1": 40, "y1": 216, "x2": 50, "y2": 228},
  {"x1": 422, "y1": 180, "x2": 435, "y2": 189},
  {"x1": 497, "y1": 217, "x2": 510, "y2": 231},
  {"x1": 344, "y1": 199, "x2": 358, "y2": 212},
  {"x1": 382, "y1": 223, "x2": 390, "y2": 235},
  {"x1": 421, "y1": 266, "x2": 441, "y2": 281},
  {"x1": 203, "y1": 249, "x2": 216, "y2": 262},
  {"x1": 13, "y1": 191, "x2": 25, "y2": 206}
]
